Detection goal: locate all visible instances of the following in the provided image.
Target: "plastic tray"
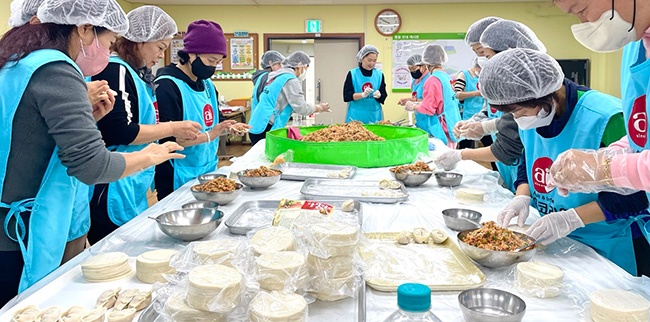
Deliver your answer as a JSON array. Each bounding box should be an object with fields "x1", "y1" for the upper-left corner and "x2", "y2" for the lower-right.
[
  {"x1": 225, "y1": 199, "x2": 363, "y2": 235},
  {"x1": 359, "y1": 232, "x2": 486, "y2": 292},
  {"x1": 300, "y1": 179, "x2": 409, "y2": 204},
  {"x1": 273, "y1": 162, "x2": 357, "y2": 181}
]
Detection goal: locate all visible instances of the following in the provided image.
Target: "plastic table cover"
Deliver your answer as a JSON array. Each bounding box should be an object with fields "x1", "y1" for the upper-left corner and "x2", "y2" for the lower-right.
[{"x1": 2, "y1": 138, "x2": 650, "y2": 322}]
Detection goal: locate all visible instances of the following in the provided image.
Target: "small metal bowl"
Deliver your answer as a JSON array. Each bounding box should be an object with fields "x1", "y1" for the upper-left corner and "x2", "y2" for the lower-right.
[
  {"x1": 442, "y1": 208, "x2": 482, "y2": 231},
  {"x1": 236, "y1": 170, "x2": 282, "y2": 189},
  {"x1": 152, "y1": 208, "x2": 223, "y2": 241},
  {"x1": 435, "y1": 172, "x2": 463, "y2": 187},
  {"x1": 457, "y1": 229, "x2": 537, "y2": 268},
  {"x1": 390, "y1": 171, "x2": 433, "y2": 187},
  {"x1": 197, "y1": 173, "x2": 227, "y2": 184},
  {"x1": 190, "y1": 183, "x2": 243, "y2": 205},
  {"x1": 182, "y1": 201, "x2": 219, "y2": 210},
  {"x1": 458, "y1": 288, "x2": 526, "y2": 322}
]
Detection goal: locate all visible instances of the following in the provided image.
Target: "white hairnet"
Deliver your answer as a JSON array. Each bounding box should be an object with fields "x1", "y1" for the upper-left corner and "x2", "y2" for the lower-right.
[
  {"x1": 356, "y1": 45, "x2": 379, "y2": 63},
  {"x1": 8, "y1": 0, "x2": 43, "y2": 28},
  {"x1": 479, "y1": 20, "x2": 546, "y2": 53},
  {"x1": 407, "y1": 54, "x2": 424, "y2": 66},
  {"x1": 123, "y1": 6, "x2": 176, "y2": 42},
  {"x1": 422, "y1": 44, "x2": 448, "y2": 66},
  {"x1": 282, "y1": 51, "x2": 311, "y2": 68},
  {"x1": 37, "y1": 0, "x2": 129, "y2": 35},
  {"x1": 479, "y1": 48, "x2": 564, "y2": 105},
  {"x1": 260, "y1": 50, "x2": 285, "y2": 69},
  {"x1": 465, "y1": 16, "x2": 502, "y2": 45}
]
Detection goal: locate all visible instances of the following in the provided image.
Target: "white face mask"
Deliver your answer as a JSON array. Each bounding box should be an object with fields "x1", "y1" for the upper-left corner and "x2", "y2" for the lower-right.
[
  {"x1": 514, "y1": 104, "x2": 556, "y2": 130},
  {"x1": 298, "y1": 71, "x2": 307, "y2": 82},
  {"x1": 477, "y1": 57, "x2": 488, "y2": 68},
  {"x1": 571, "y1": 10, "x2": 637, "y2": 53}
]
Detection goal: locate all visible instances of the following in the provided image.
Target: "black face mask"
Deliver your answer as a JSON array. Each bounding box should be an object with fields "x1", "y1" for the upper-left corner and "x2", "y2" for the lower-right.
[
  {"x1": 191, "y1": 56, "x2": 216, "y2": 80},
  {"x1": 410, "y1": 70, "x2": 423, "y2": 79}
]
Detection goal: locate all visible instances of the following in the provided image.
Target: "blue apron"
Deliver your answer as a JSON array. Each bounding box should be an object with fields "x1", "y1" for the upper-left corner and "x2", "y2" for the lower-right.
[
  {"x1": 104, "y1": 57, "x2": 157, "y2": 226},
  {"x1": 346, "y1": 67, "x2": 383, "y2": 124},
  {"x1": 483, "y1": 97, "x2": 517, "y2": 192},
  {"x1": 411, "y1": 71, "x2": 430, "y2": 100},
  {"x1": 248, "y1": 73, "x2": 295, "y2": 133},
  {"x1": 521, "y1": 90, "x2": 638, "y2": 274},
  {"x1": 0, "y1": 49, "x2": 83, "y2": 291},
  {"x1": 251, "y1": 70, "x2": 269, "y2": 112},
  {"x1": 156, "y1": 76, "x2": 221, "y2": 190},
  {"x1": 415, "y1": 70, "x2": 461, "y2": 145},
  {"x1": 461, "y1": 70, "x2": 485, "y2": 120}
]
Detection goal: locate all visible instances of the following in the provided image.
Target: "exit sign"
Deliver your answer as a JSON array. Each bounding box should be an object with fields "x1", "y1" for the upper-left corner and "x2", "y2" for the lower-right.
[{"x1": 305, "y1": 20, "x2": 322, "y2": 33}]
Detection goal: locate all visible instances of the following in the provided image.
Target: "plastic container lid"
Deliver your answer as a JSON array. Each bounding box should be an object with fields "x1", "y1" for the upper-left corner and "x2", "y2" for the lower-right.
[{"x1": 397, "y1": 283, "x2": 431, "y2": 312}]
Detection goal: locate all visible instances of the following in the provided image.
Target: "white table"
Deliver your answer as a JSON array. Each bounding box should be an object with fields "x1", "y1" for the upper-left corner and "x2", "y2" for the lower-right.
[{"x1": 2, "y1": 139, "x2": 649, "y2": 322}]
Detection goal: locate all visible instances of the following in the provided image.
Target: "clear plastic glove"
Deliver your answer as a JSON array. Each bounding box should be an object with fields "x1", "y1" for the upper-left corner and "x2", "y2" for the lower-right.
[
  {"x1": 398, "y1": 97, "x2": 413, "y2": 106},
  {"x1": 452, "y1": 120, "x2": 470, "y2": 138},
  {"x1": 404, "y1": 101, "x2": 418, "y2": 112},
  {"x1": 548, "y1": 148, "x2": 635, "y2": 195},
  {"x1": 496, "y1": 195, "x2": 531, "y2": 227},
  {"x1": 458, "y1": 119, "x2": 497, "y2": 140},
  {"x1": 373, "y1": 90, "x2": 381, "y2": 99},
  {"x1": 434, "y1": 150, "x2": 462, "y2": 171},
  {"x1": 525, "y1": 208, "x2": 585, "y2": 245},
  {"x1": 361, "y1": 87, "x2": 374, "y2": 98},
  {"x1": 315, "y1": 103, "x2": 331, "y2": 113}
]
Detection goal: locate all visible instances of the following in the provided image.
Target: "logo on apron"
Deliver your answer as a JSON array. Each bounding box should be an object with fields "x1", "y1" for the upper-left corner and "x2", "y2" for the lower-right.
[
  {"x1": 153, "y1": 101, "x2": 160, "y2": 124},
  {"x1": 203, "y1": 104, "x2": 214, "y2": 127},
  {"x1": 362, "y1": 82, "x2": 373, "y2": 92},
  {"x1": 411, "y1": 91, "x2": 417, "y2": 99},
  {"x1": 532, "y1": 157, "x2": 554, "y2": 193},
  {"x1": 629, "y1": 95, "x2": 647, "y2": 147}
]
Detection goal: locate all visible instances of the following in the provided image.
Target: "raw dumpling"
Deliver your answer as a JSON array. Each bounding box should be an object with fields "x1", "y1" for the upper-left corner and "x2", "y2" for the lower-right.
[
  {"x1": 430, "y1": 229, "x2": 448, "y2": 244},
  {"x1": 36, "y1": 306, "x2": 62, "y2": 322},
  {"x1": 395, "y1": 230, "x2": 412, "y2": 245},
  {"x1": 128, "y1": 290, "x2": 153, "y2": 311},
  {"x1": 341, "y1": 199, "x2": 355, "y2": 212},
  {"x1": 12, "y1": 305, "x2": 40, "y2": 322},
  {"x1": 379, "y1": 179, "x2": 400, "y2": 190},
  {"x1": 81, "y1": 307, "x2": 106, "y2": 322},
  {"x1": 60, "y1": 306, "x2": 85, "y2": 322},
  {"x1": 96, "y1": 287, "x2": 121, "y2": 309},
  {"x1": 114, "y1": 289, "x2": 139, "y2": 311},
  {"x1": 412, "y1": 228, "x2": 430, "y2": 244},
  {"x1": 106, "y1": 308, "x2": 136, "y2": 322}
]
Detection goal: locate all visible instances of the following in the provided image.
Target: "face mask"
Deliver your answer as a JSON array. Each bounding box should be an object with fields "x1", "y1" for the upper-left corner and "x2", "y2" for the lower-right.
[
  {"x1": 75, "y1": 30, "x2": 110, "y2": 77},
  {"x1": 191, "y1": 55, "x2": 216, "y2": 80},
  {"x1": 571, "y1": 10, "x2": 637, "y2": 53},
  {"x1": 514, "y1": 104, "x2": 556, "y2": 130},
  {"x1": 477, "y1": 57, "x2": 488, "y2": 68},
  {"x1": 298, "y1": 70, "x2": 307, "y2": 82},
  {"x1": 410, "y1": 70, "x2": 423, "y2": 79}
]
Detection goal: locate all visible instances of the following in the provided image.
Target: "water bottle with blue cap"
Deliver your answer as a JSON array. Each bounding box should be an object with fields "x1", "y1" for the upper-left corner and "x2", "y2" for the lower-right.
[{"x1": 384, "y1": 283, "x2": 443, "y2": 321}]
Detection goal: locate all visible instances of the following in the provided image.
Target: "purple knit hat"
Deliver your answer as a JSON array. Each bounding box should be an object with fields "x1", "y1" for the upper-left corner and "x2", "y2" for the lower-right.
[{"x1": 182, "y1": 20, "x2": 227, "y2": 57}]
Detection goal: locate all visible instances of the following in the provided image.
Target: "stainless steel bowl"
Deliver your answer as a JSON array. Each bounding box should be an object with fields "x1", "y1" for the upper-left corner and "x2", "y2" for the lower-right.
[
  {"x1": 442, "y1": 208, "x2": 482, "y2": 231},
  {"x1": 390, "y1": 171, "x2": 433, "y2": 187},
  {"x1": 190, "y1": 183, "x2": 243, "y2": 205},
  {"x1": 435, "y1": 172, "x2": 463, "y2": 187},
  {"x1": 182, "y1": 201, "x2": 219, "y2": 210},
  {"x1": 458, "y1": 288, "x2": 526, "y2": 322},
  {"x1": 236, "y1": 170, "x2": 282, "y2": 189},
  {"x1": 457, "y1": 229, "x2": 537, "y2": 268},
  {"x1": 197, "y1": 173, "x2": 227, "y2": 184},
  {"x1": 152, "y1": 208, "x2": 223, "y2": 241}
]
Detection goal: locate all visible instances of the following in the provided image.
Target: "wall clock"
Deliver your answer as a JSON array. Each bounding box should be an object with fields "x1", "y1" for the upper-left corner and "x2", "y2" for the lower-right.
[{"x1": 375, "y1": 9, "x2": 401, "y2": 37}]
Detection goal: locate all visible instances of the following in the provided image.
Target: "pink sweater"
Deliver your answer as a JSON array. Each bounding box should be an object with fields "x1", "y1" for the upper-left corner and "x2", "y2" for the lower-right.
[
  {"x1": 609, "y1": 137, "x2": 650, "y2": 190},
  {"x1": 417, "y1": 76, "x2": 443, "y2": 116}
]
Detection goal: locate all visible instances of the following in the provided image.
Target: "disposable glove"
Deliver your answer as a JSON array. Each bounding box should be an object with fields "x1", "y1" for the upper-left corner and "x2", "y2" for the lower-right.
[
  {"x1": 361, "y1": 87, "x2": 374, "y2": 98},
  {"x1": 452, "y1": 120, "x2": 470, "y2": 138},
  {"x1": 315, "y1": 103, "x2": 331, "y2": 113},
  {"x1": 434, "y1": 150, "x2": 462, "y2": 171},
  {"x1": 525, "y1": 208, "x2": 585, "y2": 245},
  {"x1": 458, "y1": 119, "x2": 497, "y2": 140},
  {"x1": 404, "y1": 101, "x2": 418, "y2": 112},
  {"x1": 496, "y1": 195, "x2": 531, "y2": 227},
  {"x1": 373, "y1": 90, "x2": 381, "y2": 99}
]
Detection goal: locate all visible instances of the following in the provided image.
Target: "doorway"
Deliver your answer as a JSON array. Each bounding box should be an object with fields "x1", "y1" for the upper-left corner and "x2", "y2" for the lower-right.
[{"x1": 266, "y1": 34, "x2": 364, "y2": 125}]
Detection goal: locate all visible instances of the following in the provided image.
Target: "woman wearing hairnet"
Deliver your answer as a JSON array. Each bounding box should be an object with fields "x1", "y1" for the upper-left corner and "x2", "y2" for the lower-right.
[
  {"x1": 87, "y1": 6, "x2": 198, "y2": 243},
  {"x1": 481, "y1": 48, "x2": 649, "y2": 276},
  {"x1": 404, "y1": 45, "x2": 461, "y2": 148},
  {"x1": 455, "y1": 56, "x2": 488, "y2": 150},
  {"x1": 154, "y1": 20, "x2": 248, "y2": 200},
  {"x1": 438, "y1": 19, "x2": 545, "y2": 191},
  {"x1": 549, "y1": 0, "x2": 650, "y2": 204},
  {"x1": 398, "y1": 54, "x2": 430, "y2": 106},
  {"x1": 252, "y1": 50, "x2": 285, "y2": 111},
  {"x1": 248, "y1": 51, "x2": 330, "y2": 144},
  {"x1": 464, "y1": 16, "x2": 502, "y2": 57},
  {"x1": 0, "y1": 0, "x2": 185, "y2": 304},
  {"x1": 343, "y1": 45, "x2": 387, "y2": 123}
]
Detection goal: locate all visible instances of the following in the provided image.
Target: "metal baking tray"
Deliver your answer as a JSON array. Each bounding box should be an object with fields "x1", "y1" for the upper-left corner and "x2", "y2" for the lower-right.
[
  {"x1": 273, "y1": 162, "x2": 357, "y2": 181},
  {"x1": 224, "y1": 199, "x2": 363, "y2": 235},
  {"x1": 300, "y1": 179, "x2": 409, "y2": 204}
]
